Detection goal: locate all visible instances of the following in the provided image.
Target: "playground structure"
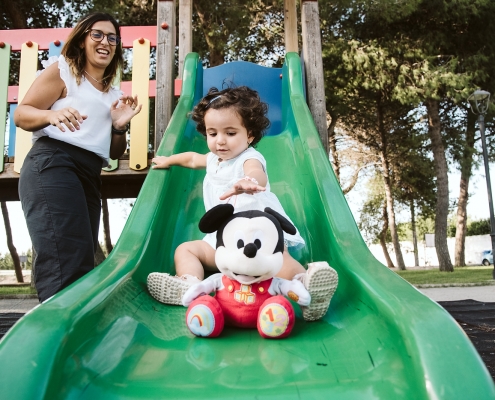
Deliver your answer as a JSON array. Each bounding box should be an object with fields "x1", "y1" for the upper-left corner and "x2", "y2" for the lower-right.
[
  {"x1": 0, "y1": 0, "x2": 327, "y2": 201},
  {"x1": 1, "y1": 1, "x2": 495, "y2": 398}
]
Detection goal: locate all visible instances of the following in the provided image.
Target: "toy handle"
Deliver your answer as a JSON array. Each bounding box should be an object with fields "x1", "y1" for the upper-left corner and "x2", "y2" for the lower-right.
[
  {"x1": 275, "y1": 278, "x2": 311, "y2": 306},
  {"x1": 182, "y1": 274, "x2": 222, "y2": 306}
]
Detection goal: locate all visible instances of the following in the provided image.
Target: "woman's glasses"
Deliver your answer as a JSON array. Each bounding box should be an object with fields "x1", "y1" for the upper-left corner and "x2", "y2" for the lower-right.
[{"x1": 85, "y1": 29, "x2": 121, "y2": 46}]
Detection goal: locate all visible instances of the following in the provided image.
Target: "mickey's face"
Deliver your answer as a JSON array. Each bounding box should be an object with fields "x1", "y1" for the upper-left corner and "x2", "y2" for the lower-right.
[{"x1": 215, "y1": 216, "x2": 284, "y2": 285}]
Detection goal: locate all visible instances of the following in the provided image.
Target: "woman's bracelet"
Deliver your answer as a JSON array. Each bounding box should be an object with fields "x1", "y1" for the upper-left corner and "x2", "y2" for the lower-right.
[
  {"x1": 240, "y1": 176, "x2": 259, "y2": 185},
  {"x1": 111, "y1": 124, "x2": 129, "y2": 135}
]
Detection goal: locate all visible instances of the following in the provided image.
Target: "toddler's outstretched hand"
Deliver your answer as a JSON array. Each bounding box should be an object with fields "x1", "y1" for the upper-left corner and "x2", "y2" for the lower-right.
[
  {"x1": 219, "y1": 178, "x2": 266, "y2": 200},
  {"x1": 152, "y1": 156, "x2": 171, "y2": 169}
]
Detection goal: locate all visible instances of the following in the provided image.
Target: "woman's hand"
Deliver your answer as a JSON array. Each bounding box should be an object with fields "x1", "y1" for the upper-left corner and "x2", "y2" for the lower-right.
[
  {"x1": 48, "y1": 107, "x2": 87, "y2": 133},
  {"x1": 219, "y1": 178, "x2": 266, "y2": 200},
  {"x1": 111, "y1": 95, "x2": 142, "y2": 130}
]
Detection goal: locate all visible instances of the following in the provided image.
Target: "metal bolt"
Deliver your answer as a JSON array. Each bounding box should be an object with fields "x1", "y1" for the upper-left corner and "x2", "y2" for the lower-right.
[
  {"x1": 161, "y1": 22, "x2": 169, "y2": 30},
  {"x1": 136, "y1": 164, "x2": 141, "y2": 169}
]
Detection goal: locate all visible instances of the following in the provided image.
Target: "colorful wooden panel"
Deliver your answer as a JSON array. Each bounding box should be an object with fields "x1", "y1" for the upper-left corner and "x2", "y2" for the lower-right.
[
  {"x1": 8, "y1": 104, "x2": 17, "y2": 157},
  {"x1": 13, "y1": 42, "x2": 39, "y2": 173},
  {"x1": 0, "y1": 26, "x2": 157, "y2": 51},
  {"x1": 129, "y1": 38, "x2": 150, "y2": 171},
  {"x1": 0, "y1": 43, "x2": 11, "y2": 173},
  {"x1": 48, "y1": 41, "x2": 64, "y2": 57}
]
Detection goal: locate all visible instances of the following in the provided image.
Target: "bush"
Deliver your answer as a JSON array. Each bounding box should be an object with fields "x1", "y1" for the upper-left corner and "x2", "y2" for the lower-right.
[
  {"x1": 447, "y1": 218, "x2": 491, "y2": 237},
  {"x1": 0, "y1": 250, "x2": 32, "y2": 270},
  {"x1": 467, "y1": 219, "x2": 491, "y2": 236}
]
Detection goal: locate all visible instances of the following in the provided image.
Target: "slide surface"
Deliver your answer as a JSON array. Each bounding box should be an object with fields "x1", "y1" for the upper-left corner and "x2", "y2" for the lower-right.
[{"x1": 0, "y1": 53, "x2": 493, "y2": 399}]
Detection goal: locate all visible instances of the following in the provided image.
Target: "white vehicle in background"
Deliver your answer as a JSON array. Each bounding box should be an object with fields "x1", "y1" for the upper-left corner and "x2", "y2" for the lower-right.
[{"x1": 480, "y1": 250, "x2": 493, "y2": 266}]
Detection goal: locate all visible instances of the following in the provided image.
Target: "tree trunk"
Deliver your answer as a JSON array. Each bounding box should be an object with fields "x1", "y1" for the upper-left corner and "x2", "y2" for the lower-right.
[
  {"x1": 31, "y1": 246, "x2": 36, "y2": 289},
  {"x1": 425, "y1": 99, "x2": 453, "y2": 271},
  {"x1": 380, "y1": 200, "x2": 395, "y2": 268},
  {"x1": 194, "y1": 6, "x2": 225, "y2": 66},
  {"x1": 454, "y1": 110, "x2": 476, "y2": 267},
  {"x1": 410, "y1": 200, "x2": 419, "y2": 267},
  {"x1": 102, "y1": 198, "x2": 113, "y2": 255},
  {"x1": 342, "y1": 167, "x2": 364, "y2": 194},
  {"x1": 1, "y1": 202, "x2": 24, "y2": 283},
  {"x1": 4, "y1": 2, "x2": 27, "y2": 29},
  {"x1": 377, "y1": 100, "x2": 406, "y2": 270},
  {"x1": 328, "y1": 111, "x2": 340, "y2": 181},
  {"x1": 94, "y1": 243, "x2": 106, "y2": 267}
]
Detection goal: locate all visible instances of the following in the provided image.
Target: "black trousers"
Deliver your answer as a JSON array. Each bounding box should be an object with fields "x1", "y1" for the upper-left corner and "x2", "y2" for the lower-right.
[{"x1": 19, "y1": 137, "x2": 103, "y2": 302}]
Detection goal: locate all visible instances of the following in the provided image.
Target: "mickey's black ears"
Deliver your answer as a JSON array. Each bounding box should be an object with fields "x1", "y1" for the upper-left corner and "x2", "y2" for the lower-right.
[
  {"x1": 264, "y1": 207, "x2": 297, "y2": 235},
  {"x1": 199, "y1": 204, "x2": 235, "y2": 233}
]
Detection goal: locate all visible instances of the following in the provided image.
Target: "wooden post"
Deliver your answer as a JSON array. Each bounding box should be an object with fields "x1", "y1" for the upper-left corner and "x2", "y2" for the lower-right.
[
  {"x1": 155, "y1": 0, "x2": 176, "y2": 151},
  {"x1": 284, "y1": 0, "x2": 298, "y2": 53},
  {"x1": 301, "y1": 0, "x2": 328, "y2": 153},
  {"x1": 178, "y1": 0, "x2": 192, "y2": 79}
]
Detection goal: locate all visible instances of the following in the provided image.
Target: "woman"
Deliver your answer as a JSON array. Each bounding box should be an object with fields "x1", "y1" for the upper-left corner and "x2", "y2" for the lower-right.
[{"x1": 14, "y1": 12, "x2": 142, "y2": 302}]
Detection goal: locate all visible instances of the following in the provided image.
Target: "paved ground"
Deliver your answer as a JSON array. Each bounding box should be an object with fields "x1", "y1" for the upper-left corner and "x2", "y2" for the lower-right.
[
  {"x1": 0, "y1": 269, "x2": 31, "y2": 285},
  {"x1": 0, "y1": 297, "x2": 40, "y2": 313},
  {"x1": 418, "y1": 285, "x2": 494, "y2": 302}
]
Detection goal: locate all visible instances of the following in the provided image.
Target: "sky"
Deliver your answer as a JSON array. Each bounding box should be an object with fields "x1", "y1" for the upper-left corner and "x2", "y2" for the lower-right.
[{"x1": 1, "y1": 165, "x2": 494, "y2": 255}]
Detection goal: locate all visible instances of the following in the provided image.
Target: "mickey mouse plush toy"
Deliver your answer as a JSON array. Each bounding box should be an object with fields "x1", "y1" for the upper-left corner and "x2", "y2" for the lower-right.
[{"x1": 182, "y1": 204, "x2": 310, "y2": 339}]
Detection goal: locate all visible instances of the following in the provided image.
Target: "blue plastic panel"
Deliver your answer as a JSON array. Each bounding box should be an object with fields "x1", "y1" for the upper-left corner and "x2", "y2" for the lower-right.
[{"x1": 203, "y1": 62, "x2": 282, "y2": 136}]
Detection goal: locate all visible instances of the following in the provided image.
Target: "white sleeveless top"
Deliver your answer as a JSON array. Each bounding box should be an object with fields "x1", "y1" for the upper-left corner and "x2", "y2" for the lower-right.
[
  {"x1": 32, "y1": 55, "x2": 123, "y2": 167},
  {"x1": 203, "y1": 147, "x2": 305, "y2": 249}
]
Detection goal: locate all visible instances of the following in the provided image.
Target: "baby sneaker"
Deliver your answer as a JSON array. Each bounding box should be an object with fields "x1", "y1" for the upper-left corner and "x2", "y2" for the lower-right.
[
  {"x1": 147, "y1": 273, "x2": 200, "y2": 305},
  {"x1": 295, "y1": 262, "x2": 338, "y2": 321}
]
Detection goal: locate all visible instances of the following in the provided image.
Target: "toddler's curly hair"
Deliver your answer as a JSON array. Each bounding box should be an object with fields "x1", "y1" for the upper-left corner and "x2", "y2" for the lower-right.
[{"x1": 191, "y1": 86, "x2": 270, "y2": 147}]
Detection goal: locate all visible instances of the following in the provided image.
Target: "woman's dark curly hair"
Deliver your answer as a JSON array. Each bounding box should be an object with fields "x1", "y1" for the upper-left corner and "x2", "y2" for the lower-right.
[{"x1": 191, "y1": 86, "x2": 270, "y2": 147}]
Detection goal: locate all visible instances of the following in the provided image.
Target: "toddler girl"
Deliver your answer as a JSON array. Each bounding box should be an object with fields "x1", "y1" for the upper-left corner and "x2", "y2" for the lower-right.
[{"x1": 147, "y1": 86, "x2": 337, "y2": 321}]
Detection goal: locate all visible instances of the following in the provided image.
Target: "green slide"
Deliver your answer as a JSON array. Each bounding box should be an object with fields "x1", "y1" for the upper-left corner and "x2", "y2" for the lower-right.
[{"x1": 0, "y1": 53, "x2": 493, "y2": 399}]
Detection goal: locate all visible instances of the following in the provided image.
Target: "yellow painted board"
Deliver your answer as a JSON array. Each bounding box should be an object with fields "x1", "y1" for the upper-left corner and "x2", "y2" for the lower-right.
[
  {"x1": 129, "y1": 39, "x2": 150, "y2": 171},
  {"x1": 14, "y1": 42, "x2": 39, "y2": 173}
]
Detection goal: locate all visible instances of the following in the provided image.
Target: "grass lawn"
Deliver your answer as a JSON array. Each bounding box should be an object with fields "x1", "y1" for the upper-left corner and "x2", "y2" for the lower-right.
[
  {"x1": 395, "y1": 266, "x2": 495, "y2": 285},
  {"x1": 0, "y1": 286, "x2": 37, "y2": 296},
  {"x1": 1, "y1": 267, "x2": 493, "y2": 296}
]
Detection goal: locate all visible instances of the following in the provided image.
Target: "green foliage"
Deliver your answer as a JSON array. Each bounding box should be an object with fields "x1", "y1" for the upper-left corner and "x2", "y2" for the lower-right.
[
  {"x1": 322, "y1": 0, "x2": 495, "y2": 256},
  {"x1": 357, "y1": 174, "x2": 387, "y2": 244},
  {"x1": 0, "y1": 253, "x2": 14, "y2": 270},
  {"x1": 0, "y1": 249, "x2": 32, "y2": 270},
  {"x1": 467, "y1": 219, "x2": 491, "y2": 236},
  {"x1": 1, "y1": 0, "x2": 93, "y2": 29},
  {"x1": 397, "y1": 216, "x2": 435, "y2": 242}
]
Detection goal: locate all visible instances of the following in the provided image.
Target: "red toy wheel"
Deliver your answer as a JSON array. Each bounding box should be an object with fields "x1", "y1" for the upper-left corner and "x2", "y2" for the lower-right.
[
  {"x1": 257, "y1": 295, "x2": 295, "y2": 339},
  {"x1": 186, "y1": 295, "x2": 224, "y2": 338}
]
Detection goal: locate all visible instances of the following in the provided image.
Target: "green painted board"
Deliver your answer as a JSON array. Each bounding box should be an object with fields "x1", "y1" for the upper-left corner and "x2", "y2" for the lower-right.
[
  {"x1": 102, "y1": 68, "x2": 123, "y2": 172},
  {"x1": 0, "y1": 44, "x2": 11, "y2": 173},
  {"x1": 0, "y1": 53, "x2": 493, "y2": 399},
  {"x1": 102, "y1": 157, "x2": 118, "y2": 172}
]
